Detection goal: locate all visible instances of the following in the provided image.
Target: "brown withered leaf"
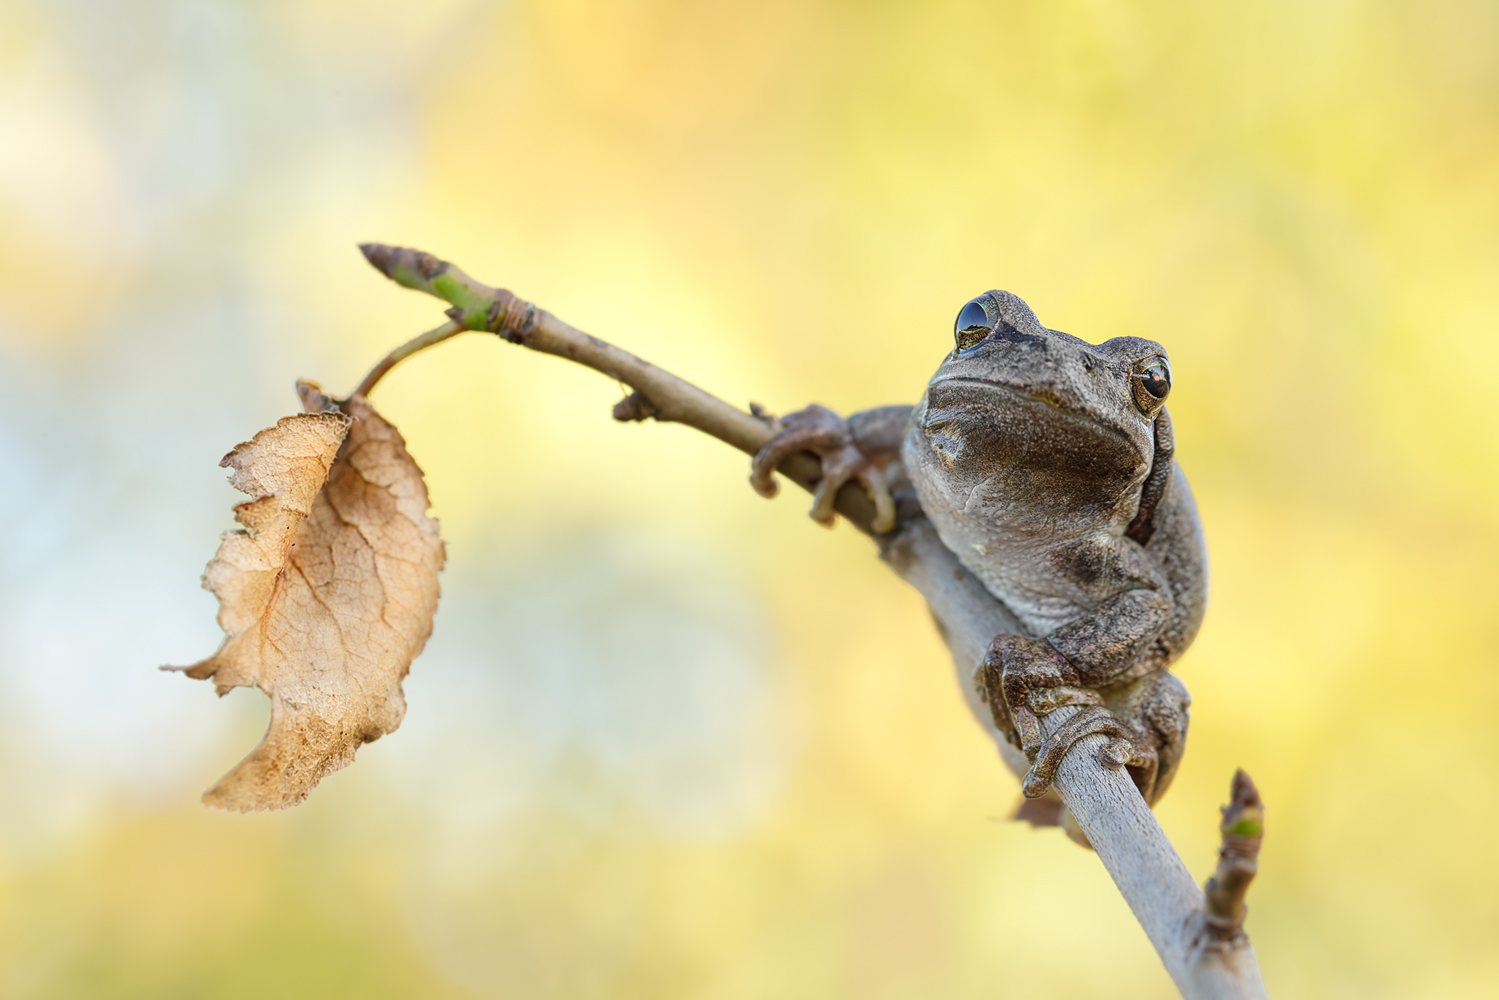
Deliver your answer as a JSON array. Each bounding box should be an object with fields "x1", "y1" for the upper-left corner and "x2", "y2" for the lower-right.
[{"x1": 169, "y1": 391, "x2": 445, "y2": 811}]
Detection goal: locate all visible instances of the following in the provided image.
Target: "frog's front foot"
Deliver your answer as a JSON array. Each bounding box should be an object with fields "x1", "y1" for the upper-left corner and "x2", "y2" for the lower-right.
[
  {"x1": 981, "y1": 636, "x2": 1159, "y2": 800},
  {"x1": 750, "y1": 404, "x2": 897, "y2": 533}
]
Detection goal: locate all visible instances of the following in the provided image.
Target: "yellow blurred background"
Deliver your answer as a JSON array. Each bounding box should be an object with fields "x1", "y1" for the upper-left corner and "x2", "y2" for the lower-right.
[{"x1": 2, "y1": 0, "x2": 1497, "y2": 996}]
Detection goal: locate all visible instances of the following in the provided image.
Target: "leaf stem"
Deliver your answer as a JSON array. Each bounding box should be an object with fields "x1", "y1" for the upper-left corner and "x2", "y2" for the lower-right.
[{"x1": 349, "y1": 319, "x2": 467, "y2": 400}]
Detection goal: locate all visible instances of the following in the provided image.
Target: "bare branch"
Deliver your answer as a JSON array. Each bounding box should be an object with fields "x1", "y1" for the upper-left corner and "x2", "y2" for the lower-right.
[
  {"x1": 358, "y1": 243, "x2": 1271, "y2": 999},
  {"x1": 357, "y1": 243, "x2": 888, "y2": 532},
  {"x1": 884, "y1": 515, "x2": 1269, "y2": 1000}
]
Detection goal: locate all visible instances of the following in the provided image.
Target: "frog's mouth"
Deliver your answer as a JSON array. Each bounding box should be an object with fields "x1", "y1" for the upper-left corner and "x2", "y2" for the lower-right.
[
  {"x1": 930, "y1": 375, "x2": 1104, "y2": 413},
  {"x1": 920, "y1": 377, "x2": 1147, "y2": 514}
]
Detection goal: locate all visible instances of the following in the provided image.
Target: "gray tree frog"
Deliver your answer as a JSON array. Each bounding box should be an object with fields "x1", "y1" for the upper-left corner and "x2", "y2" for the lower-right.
[{"x1": 750, "y1": 291, "x2": 1206, "y2": 814}]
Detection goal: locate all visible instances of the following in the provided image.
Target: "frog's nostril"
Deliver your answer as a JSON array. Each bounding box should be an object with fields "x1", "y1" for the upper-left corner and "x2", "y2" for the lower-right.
[{"x1": 929, "y1": 428, "x2": 965, "y2": 468}]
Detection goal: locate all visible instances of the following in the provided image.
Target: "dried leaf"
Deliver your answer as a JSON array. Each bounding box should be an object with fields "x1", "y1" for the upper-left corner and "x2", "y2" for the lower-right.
[{"x1": 170, "y1": 394, "x2": 445, "y2": 811}]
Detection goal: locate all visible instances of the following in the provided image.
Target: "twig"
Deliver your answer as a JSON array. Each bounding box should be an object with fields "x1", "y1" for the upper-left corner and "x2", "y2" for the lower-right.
[
  {"x1": 1203, "y1": 770, "x2": 1264, "y2": 944},
  {"x1": 358, "y1": 243, "x2": 1270, "y2": 999}
]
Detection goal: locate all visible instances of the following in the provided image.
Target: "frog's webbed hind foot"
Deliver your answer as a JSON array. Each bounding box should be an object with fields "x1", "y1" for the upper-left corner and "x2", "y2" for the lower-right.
[
  {"x1": 1019, "y1": 700, "x2": 1158, "y2": 800},
  {"x1": 750, "y1": 404, "x2": 897, "y2": 533}
]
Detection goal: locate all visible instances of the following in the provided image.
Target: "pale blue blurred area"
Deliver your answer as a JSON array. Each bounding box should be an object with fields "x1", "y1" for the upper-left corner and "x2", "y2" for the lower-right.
[
  {"x1": 0, "y1": 0, "x2": 796, "y2": 868},
  {"x1": 395, "y1": 530, "x2": 795, "y2": 840},
  {"x1": 0, "y1": 0, "x2": 435, "y2": 853},
  {"x1": 391, "y1": 529, "x2": 798, "y2": 998}
]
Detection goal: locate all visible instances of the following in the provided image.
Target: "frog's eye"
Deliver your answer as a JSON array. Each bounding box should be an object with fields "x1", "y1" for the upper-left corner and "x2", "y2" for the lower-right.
[
  {"x1": 1129, "y1": 356, "x2": 1172, "y2": 415},
  {"x1": 953, "y1": 298, "x2": 993, "y2": 351}
]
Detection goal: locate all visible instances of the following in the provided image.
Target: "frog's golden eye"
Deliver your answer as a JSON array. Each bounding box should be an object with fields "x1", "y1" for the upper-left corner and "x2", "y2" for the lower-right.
[
  {"x1": 954, "y1": 297, "x2": 993, "y2": 351},
  {"x1": 1129, "y1": 356, "x2": 1172, "y2": 415}
]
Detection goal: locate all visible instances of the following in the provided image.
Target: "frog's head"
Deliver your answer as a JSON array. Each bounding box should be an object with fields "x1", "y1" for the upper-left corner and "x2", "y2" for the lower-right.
[{"x1": 910, "y1": 290, "x2": 1172, "y2": 532}]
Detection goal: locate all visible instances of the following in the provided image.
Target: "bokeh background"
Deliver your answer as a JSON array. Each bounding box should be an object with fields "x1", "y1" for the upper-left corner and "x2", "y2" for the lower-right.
[{"x1": 2, "y1": 0, "x2": 1497, "y2": 996}]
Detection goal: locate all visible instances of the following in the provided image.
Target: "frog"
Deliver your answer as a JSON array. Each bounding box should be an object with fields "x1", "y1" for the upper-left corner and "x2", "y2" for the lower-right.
[{"x1": 748, "y1": 290, "x2": 1206, "y2": 817}]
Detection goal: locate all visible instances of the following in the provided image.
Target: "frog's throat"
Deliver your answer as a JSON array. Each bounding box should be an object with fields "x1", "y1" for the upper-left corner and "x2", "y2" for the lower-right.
[{"x1": 924, "y1": 375, "x2": 1152, "y2": 472}]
